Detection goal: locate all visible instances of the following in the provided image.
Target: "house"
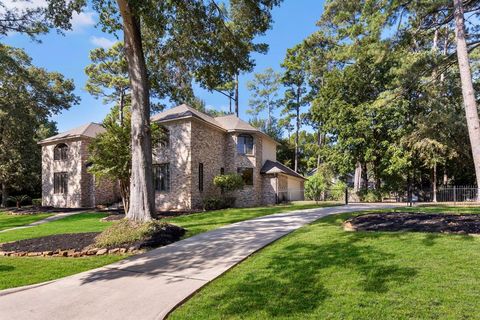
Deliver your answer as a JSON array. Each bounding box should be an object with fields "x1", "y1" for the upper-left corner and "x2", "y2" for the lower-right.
[{"x1": 39, "y1": 104, "x2": 306, "y2": 210}]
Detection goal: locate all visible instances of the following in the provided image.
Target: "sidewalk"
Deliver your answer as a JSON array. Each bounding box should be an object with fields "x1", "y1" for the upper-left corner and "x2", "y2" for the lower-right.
[{"x1": 0, "y1": 204, "x2": 395, "y2": 320}]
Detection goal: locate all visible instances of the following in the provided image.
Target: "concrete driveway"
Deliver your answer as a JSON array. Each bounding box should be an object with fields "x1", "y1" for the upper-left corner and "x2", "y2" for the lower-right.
[{"x1": 0, "y1": 203, "x2": 398, "y2": 320}]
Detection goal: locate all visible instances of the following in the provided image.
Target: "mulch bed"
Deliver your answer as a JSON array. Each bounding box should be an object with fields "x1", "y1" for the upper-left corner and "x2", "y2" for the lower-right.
[
  {"x1": 344, "y1": 212, "x2": 480, "y2": 234},
  {"x1": 0, "y1": 224, "x2": 185, "y2": 257},
  {"x1": 102, "y1": 210, "x2": 202, "y2": 221}
]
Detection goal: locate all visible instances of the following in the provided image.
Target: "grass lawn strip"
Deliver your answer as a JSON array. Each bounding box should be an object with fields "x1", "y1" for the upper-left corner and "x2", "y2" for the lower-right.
[
  {"x1": 0, "y1": 212, "x2": 53, "y2": 231},
  {"x1": 0, "y1": 202, "x2": 339, "y2": 290},
  {"x1": 169, "y1": 206, "x2": 480, "y2": 320}
]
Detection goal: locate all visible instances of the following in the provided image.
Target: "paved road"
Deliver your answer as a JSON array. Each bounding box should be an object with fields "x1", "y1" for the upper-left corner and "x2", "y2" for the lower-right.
[
  {"x1": 0, "y1": 211, "x2": 86, "y2": 233},
  {"x1": 0, "y1": 204, "x2": 397, "y2": 320}
]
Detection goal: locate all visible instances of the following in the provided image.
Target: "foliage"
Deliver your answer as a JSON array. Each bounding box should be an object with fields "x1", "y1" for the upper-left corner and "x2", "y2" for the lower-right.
[
  {"x1": 213, "y1": 174, "x2": 244, "y2": 193},
  {"x1": 202, "y1": 196, "x2": 236, "y2": 211},
  {"x1": 88, "y1": 107, "x2": 167, "y2": 212},
  {"x1": 358, "y1": 189, "x2": 384, "y2": 203},
  {"x1": 329, "y1": 181, "x2": 347, "y2": 201},
  {"x1": 304, "y1": 173, "x2": 329, "y2": 203},
  {"x1": 0, "y1": 44, "x2": 76, "y2": 205},
  {"x1": 32, "y1": 198, "x2": 42, "y2": 207},
  {"x1": 8, "y1": 195, "x2": 30, "y2": 209},
  {"x1": 94, "y1": 219, "x2": 172, "y2": 248},
  {"x1": 247, "y1": 68, "x2": 282, "y2": 133}
]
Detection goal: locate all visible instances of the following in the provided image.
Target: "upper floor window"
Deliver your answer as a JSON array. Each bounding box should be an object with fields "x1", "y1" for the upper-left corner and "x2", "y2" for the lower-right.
[
  {"x1": 54, "y1": 172, "x2": 68, "y2": 194},
  {"x1": 54, "y1": 143, "x2": 68, "y2": 161},
  {"x1": 237, "y1": 134, "x2": 254, "y2": 155},
  {"x1": 153, "y1": 163, "x2": 170, "y2": 192}
]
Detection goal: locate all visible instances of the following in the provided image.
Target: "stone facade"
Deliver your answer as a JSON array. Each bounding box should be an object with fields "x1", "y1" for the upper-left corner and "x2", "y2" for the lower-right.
[
  {"x1": 41, "y1": 138, "x2": 119, "y2": 208},
  {"x1": 41, "y1": 108, "x2": 305, "y2": 210},
  {"x1": 152, "y1": 120, "x2": 193, "y2": 210}
]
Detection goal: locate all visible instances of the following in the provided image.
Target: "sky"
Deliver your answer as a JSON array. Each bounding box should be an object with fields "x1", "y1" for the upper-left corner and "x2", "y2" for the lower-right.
[{"x1": 4, "y1": 0, "x2": 325, "y2": 132}]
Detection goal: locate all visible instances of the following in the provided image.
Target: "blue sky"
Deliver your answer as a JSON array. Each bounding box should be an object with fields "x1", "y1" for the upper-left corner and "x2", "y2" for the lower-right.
[{"x1": 4, "y1": 0, "x2": 325, "y2": 132}]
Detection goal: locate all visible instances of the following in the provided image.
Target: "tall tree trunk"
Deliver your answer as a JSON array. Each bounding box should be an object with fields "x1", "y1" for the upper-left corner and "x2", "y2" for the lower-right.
[
  {"x1": 433, "y1": 164, "x2": 437, "y2": 202},
  {"x1": 294, "y1": 102, "x2": 300, "y2": 172},
  {"x1": 443, "y1": 169, "x2": 448, "y2": 185},
  {"x1": 361, "y1": 162, "x2": 368, "y2": 190},
  {"x1": 354, "y1": 162, "x2": 362, "y2": 191},
  {"x1": 1, "y1": 183, "x2": 7, "y2": 208},
  {"x1": 453, "y1": 0, "x2": 480, "y2": 189},
  {"x1": 316, "y1": 129, "x2": 322, "y2": 168},
  {"x1": 119, "y1": 90, "x2": 125, "y2": 126},
  {"x1": 234, "y1": 73, "x2": 239, "y2": 117},
  {"x1": 117, "y1": 0, "x2": 154, "y2": 222}
]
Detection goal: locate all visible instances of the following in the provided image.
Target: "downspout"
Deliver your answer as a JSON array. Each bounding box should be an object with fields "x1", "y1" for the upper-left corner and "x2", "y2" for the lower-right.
[{"x1": 275, "y1": 173, "x2": 279, "y2": 204}]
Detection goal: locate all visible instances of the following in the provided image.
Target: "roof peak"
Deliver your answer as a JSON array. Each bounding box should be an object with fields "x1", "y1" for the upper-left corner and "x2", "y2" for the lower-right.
[{"x1": 39, "y1": 122, "x2": 105, "y2": 144}]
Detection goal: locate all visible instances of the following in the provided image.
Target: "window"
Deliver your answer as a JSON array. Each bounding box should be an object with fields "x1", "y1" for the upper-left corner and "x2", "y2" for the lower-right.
[
  {"x1": 53, "y1": 172, "x2": 68, "y2": 194},
  {"x1": 199, "y1": 163, "x2": 204, "y2": 192},
  {"x1": 153, "y1": 163, "x2": 170, "y2": 192},
  {"x1": 237, "y1": 134, "x2": 254, "y2": 155},
  {"x1": 54, "y1": 143, "x2": 68, "y2": 161},
  {"x1": 220, "y1": 167, "x2": 224, "y2": 175},
  {"x1": 237, "y1": 167, "x2": 254, "y2": 186}
]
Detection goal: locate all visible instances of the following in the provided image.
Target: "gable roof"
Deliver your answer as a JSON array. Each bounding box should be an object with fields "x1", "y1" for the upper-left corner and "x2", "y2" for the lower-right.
[
  {"x1": 260, "y1": 160, "x2": 306, "y2": 180},
  {"x1": 151, "y1": 104, "x2": 280, "y2": 145},
  {"x1": 214, "y1": 114, "x2": 260, "y2": 132},
  {"x1": 151, "y1": 104, "x2": 225, "y2": 131},
  {"x1": 39, "y1": 122, "x2": 105, "y2": 145}
]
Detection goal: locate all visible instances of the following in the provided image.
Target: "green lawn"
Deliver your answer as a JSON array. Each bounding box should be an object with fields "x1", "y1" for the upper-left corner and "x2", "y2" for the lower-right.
[
  {"x1": 164, "y1": 201, "x2": 341, "y2": 238},
  {"x1": 0, "y1": 202, "x2": 339, "y2": 290},
  {"x1": 0, "y1": 212, "x2": 53, "y2": 231},
  {"x1": 170, "y1": 206, "x2": 480, "y2": 320}
]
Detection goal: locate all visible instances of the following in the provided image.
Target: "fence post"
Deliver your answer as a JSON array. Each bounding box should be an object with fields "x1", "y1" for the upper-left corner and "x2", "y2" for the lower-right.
[
  {"x1": 345, "y1": 187, "x2": 349, "y2": 205},
  {"x1": 453, "y1": 186, "x2": 456, "y2": 206}
]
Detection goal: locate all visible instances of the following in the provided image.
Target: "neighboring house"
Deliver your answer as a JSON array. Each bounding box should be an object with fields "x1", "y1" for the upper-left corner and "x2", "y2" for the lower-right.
[{"x1": 40, "y1": 104, "x2": 306, "y2": 210}]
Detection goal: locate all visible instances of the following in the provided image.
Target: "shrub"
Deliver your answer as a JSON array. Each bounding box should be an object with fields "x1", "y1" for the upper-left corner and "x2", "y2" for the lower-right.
[
  {"x1": 32, "y1": 198, "x2": 42, "y2": 206},
  {"x1": 358, "y1": 190, "x2": 383, "y2": 202},
  {"x1": 202, "y1": 196, "x2": 236, "y2": 211},
  {"x1": 8, "y1": 195, "x2": 30, "y2": 208},
  {"x1": 305, "y1": 173, "x2": 329, "y2": 203},
  {"x1": 213, "y1": 173, "x2": 244, "y2": 193},
  {"x1": 95, "y1": 219, "x2": 184, "y2": 248},
  {"x1": 329, "y1": 181, "x2": 348, "y2": 201}
]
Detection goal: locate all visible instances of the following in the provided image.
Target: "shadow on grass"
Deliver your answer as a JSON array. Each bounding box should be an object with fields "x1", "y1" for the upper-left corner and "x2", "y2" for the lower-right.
[
  {"x1": 0, "y1": 265, "x2": 14, "y2": 272},
  {"x1": 202, "y1": 232, "x2": 417, "y2": 318}
]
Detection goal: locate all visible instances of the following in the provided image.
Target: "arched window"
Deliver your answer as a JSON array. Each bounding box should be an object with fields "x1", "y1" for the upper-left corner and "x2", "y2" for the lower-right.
[
  {"x1": 54, "y1": 143, "x2": 68, "y2": 161},
  {"x1": 237, "y1": 134, "x2": 254, "y2": 155}
]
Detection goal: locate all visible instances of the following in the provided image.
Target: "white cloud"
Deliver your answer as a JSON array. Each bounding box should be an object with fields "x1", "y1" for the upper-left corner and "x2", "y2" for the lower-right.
[
  {"x1": 2, "y1": 0, "x2": 47, "y2": 10},
  {"x1": 90, "y1": 36, "x2": 116, "y2": 49},
  {"x1": 70, "y1": 11, "x2": 96, "y2": 33}
]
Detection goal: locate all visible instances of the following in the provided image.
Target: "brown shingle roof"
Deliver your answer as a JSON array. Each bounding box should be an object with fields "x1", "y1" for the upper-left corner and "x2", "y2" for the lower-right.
[
  {"x1": 151, "y1": 104, "x2": 224, "y2": 130},
  {"x1": 39, "y1": 122, "x2": 105, "y2": 144},
  {"x1": 260, "y1": 160, "x2": 306, "y2": 180},
  {"x1": 214, "y1": 114, "x2": 260, "y2": 132}
]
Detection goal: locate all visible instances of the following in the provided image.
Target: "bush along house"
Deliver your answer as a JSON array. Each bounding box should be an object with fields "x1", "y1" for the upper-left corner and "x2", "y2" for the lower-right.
[{"x1": 39, "y1": 104, "x2": 306, "y2": 210}]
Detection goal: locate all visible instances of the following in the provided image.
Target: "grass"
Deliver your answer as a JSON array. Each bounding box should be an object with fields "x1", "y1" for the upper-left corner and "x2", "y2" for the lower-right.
[
  {"x1": 0, "y1": 202, "x2": 339, "y2": 290},
  {"x1": 169, "y1": 206, "x2": 480, "y2": 320},
  {"x1": 0, "y1": 255, "x2": 126, "y2": 290},
  {"x1": 164, "y1": 201, "x2": 341, "y2": 238},
  {"x1": 0, "y1": 212, "x2": 53, "y2": 231}
]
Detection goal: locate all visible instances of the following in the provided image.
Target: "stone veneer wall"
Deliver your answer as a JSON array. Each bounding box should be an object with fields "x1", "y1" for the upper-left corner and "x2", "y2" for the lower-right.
[
  {"x1": 42, "y1": 138, "x2": 119, "y2": 208},
  {"x1": 224, "y1": 132, "x2": 264, "y2": 207},
  {"x1": 42, "y1": 139, "x2": 85, "y2": 208},
  {"x1": 153, "y1": 119, "x2": 193, "y2": 210},
  {"x1": 261, "y1": 174, "x2": 278, "y2": 205},
  {"x1": 190, "y1": 119, "x2": 226, "y2": 209}
]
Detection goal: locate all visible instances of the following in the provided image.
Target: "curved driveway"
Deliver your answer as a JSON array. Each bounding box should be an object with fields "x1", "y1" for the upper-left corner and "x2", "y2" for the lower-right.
[{"x1": 0, "y1": 204, "x2": 397, "y2": 320}]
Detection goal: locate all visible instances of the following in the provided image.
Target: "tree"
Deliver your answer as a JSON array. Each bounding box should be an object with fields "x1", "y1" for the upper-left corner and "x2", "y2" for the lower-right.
[
  {"x1": 46, "y1": 0, "x2": 282, "y2": 221},
  {"x1": 246, "y1": 68, "x2": 281, "y2": 133},
  {"x1": 85, "y1": 42, "x2": 130, "y2": 125},
  {"x1": 281, "y1": 44, "x2": 310, "y2": 172},
  {"x1": 0, "y1": 44, "x2": 77, "y2": 206},
  {"x1": 88, "y1": 106, "x2": 166, "y2": 213},
  {"x1": 452, "y1": 0, "x2": 480, "y2": 188}
]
